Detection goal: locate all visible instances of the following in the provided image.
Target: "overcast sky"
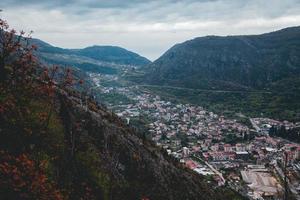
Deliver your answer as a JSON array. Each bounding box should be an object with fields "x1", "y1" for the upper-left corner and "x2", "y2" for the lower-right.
[{"x1": 1, "y1": 0, "x2": 300, "y2": 60}]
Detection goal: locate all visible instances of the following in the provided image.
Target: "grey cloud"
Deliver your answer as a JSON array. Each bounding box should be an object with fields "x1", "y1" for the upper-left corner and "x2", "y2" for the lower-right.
[
  {"x1": 1, "y1": 0, "x2": 299, "y2": 60},
  {"x1": 1, "y1": 0, "x2": 299, "y2": 21}
]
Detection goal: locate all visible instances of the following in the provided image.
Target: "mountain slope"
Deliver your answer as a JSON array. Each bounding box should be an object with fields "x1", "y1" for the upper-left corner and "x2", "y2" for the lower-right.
[
  {"x1": 31, "y1": 39, "x2": 151, "y2": 74},
  {"x1": 1, "y1": 81, "x2": 243, "y2": 199},
  {"x1": 55, "y1": 89, "x2": 242, "y2": 200},
  {"x1": 145, "y1": 26, "x2": 300, "y2": 90},
  {"x1": 73, "y1": 45, "x2": 150, "y2": 66},
  {"x1": 138, "y1": 27, "x2": 300, "y2": 121},
  {"x1": 0, "y1": 23, "x2": 242, "y2": 200}
]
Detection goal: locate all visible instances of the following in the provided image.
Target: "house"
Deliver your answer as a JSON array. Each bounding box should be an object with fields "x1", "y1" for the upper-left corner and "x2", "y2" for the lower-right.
[
  {"x1": 210, "y1": 144, "x2": 219, "y2": 151},
  {"x1": 209, "y1": 152, "x2": 235, "y2": 161},
  {"x1": 236, "y1": 151, "x2": 250, "y2": 160},
  {"x1": 236, "y1": 143, "x2": 246, "y2": 152},
  {"x1": 183, "y1": 147, "x2": 190, "y2": 157},
  {"x1": 224, "y1": 144, "x2": 232, "y2": 152}
]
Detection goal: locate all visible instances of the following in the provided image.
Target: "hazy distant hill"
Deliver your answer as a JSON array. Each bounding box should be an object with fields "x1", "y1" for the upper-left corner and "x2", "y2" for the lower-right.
[
  {"x1": 145, "y1": 26, "x2": 300, "y2": 91},
  {"x1": 31, "y1": 39, "x2": 151, "y2": 74},
  {"x1": 73, "y1": 45, "x2": 150, "y2": 66}
]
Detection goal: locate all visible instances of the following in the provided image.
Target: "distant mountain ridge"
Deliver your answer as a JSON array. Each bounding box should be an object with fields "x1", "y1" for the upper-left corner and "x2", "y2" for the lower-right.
[
  {"x1": 0, "y1": 24, "x2": 244, "y2": 200},
  {"x1": 31, "y1": 38, "x2": 151, "y2": 74},
  {"x1": 144, "y1": 26, "x2": 300, "y2": 90},
  {"x1": 73, "y1": 45, "x2": 150, "y2": 66}
]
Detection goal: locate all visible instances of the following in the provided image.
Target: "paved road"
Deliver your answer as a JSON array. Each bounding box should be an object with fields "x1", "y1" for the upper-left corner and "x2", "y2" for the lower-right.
[
  {"x1": 138, "y1": 84, "x2": 273, "y2": 94},
  {"x1": 193, "y1": 155, "x2": 226, "y2": 185},
  {"x1": 139, "y1": 84, "x2": 300, "y2": 96},
  {"x1": 205, "y1": 161, "x2": 226, "y2": 185},
  {"x1": 249, "y1": 118, "x2": 261, "y2": 132}
]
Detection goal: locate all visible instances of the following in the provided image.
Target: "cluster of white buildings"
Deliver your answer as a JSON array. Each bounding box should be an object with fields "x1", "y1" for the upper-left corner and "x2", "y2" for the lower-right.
[{"x1": 250, "y1": 117, "x2": 300, "y2": 133}]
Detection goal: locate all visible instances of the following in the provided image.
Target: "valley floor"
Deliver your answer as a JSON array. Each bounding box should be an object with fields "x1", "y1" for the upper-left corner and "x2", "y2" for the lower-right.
[{"x1": 88, "y1": 72, "x2": 300, "y2": 200}]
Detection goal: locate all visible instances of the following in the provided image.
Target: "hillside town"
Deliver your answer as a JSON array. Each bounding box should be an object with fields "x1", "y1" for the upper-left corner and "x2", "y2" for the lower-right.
[{"x1": 92, "y1": 81, "x2": 300, "y2": 200}]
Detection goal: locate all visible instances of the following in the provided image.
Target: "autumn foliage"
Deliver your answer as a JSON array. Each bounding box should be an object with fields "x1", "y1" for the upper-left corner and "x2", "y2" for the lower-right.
[
  {"x1": 0, "y1": 151, "x2": 63, "y2": 200},
  {"x1": 0, "y1": 17, "x2": 243, "y2": 200},
  {"x1": 0, "y1": 18, "x2": 67, "y2": 199},
  {"x1": 0, "y1": 17, "x2": 105, "y2": 200}
]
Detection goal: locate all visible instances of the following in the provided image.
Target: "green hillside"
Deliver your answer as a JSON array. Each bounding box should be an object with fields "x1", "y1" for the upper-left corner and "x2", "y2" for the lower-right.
[
  {"x1": 140, "y1": 27, "x2": 300, "y2": 121},
  {"x1": 0, "y1": 19, "x2": 243, "y2": 200}
]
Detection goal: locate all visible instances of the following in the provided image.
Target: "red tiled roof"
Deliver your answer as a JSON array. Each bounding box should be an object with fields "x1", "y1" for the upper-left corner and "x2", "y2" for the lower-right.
[{"x1": 185, "y1": 160, "x2": 198, "y2": 169}]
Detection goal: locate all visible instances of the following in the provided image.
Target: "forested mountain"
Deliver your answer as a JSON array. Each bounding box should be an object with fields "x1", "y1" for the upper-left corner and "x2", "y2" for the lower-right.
[
  {"x1": 74, "y1": 45, "x2": 150, "y2": 66},
  {"x1": 139, "y1": 27, "x2": 300, "y2": 121},
  {"x1": 30, "y1": 38, "x2": 151, "y2": 74},
  {"x1": 0, "y1": 19, "x2": 243, "y2": 200},
  {"x1": 145, "y1": 26, "x2": 300, "y2": 91}
]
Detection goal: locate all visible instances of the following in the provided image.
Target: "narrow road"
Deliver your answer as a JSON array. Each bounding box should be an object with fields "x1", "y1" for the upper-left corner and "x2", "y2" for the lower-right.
[
  {"x1": 193, "y1": 155, "x2": 226, "y2": 185},
  {"x1": 205, "y1": 161, "x2": 226, "y2": 185},
  {"x1": 138, "y1": 84, "x2": 273, "y2": 94},
  {"x1": 249, "y1": 118, "x2": 261, "y2": 132}
]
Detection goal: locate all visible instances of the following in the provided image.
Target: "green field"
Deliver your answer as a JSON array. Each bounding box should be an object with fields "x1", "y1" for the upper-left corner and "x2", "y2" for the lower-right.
[{"x1": 140, "y1": 85, "x2": 300, "y2": 122}]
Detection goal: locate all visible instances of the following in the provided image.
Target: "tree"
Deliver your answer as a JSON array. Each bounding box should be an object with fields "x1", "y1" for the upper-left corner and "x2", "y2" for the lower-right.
[
  {"x1": 0, "y1": 18, "x2": 68, "y2": 199},
  {"x1": 0, "y1": 151, "x2": 63, "y2": 200}
]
